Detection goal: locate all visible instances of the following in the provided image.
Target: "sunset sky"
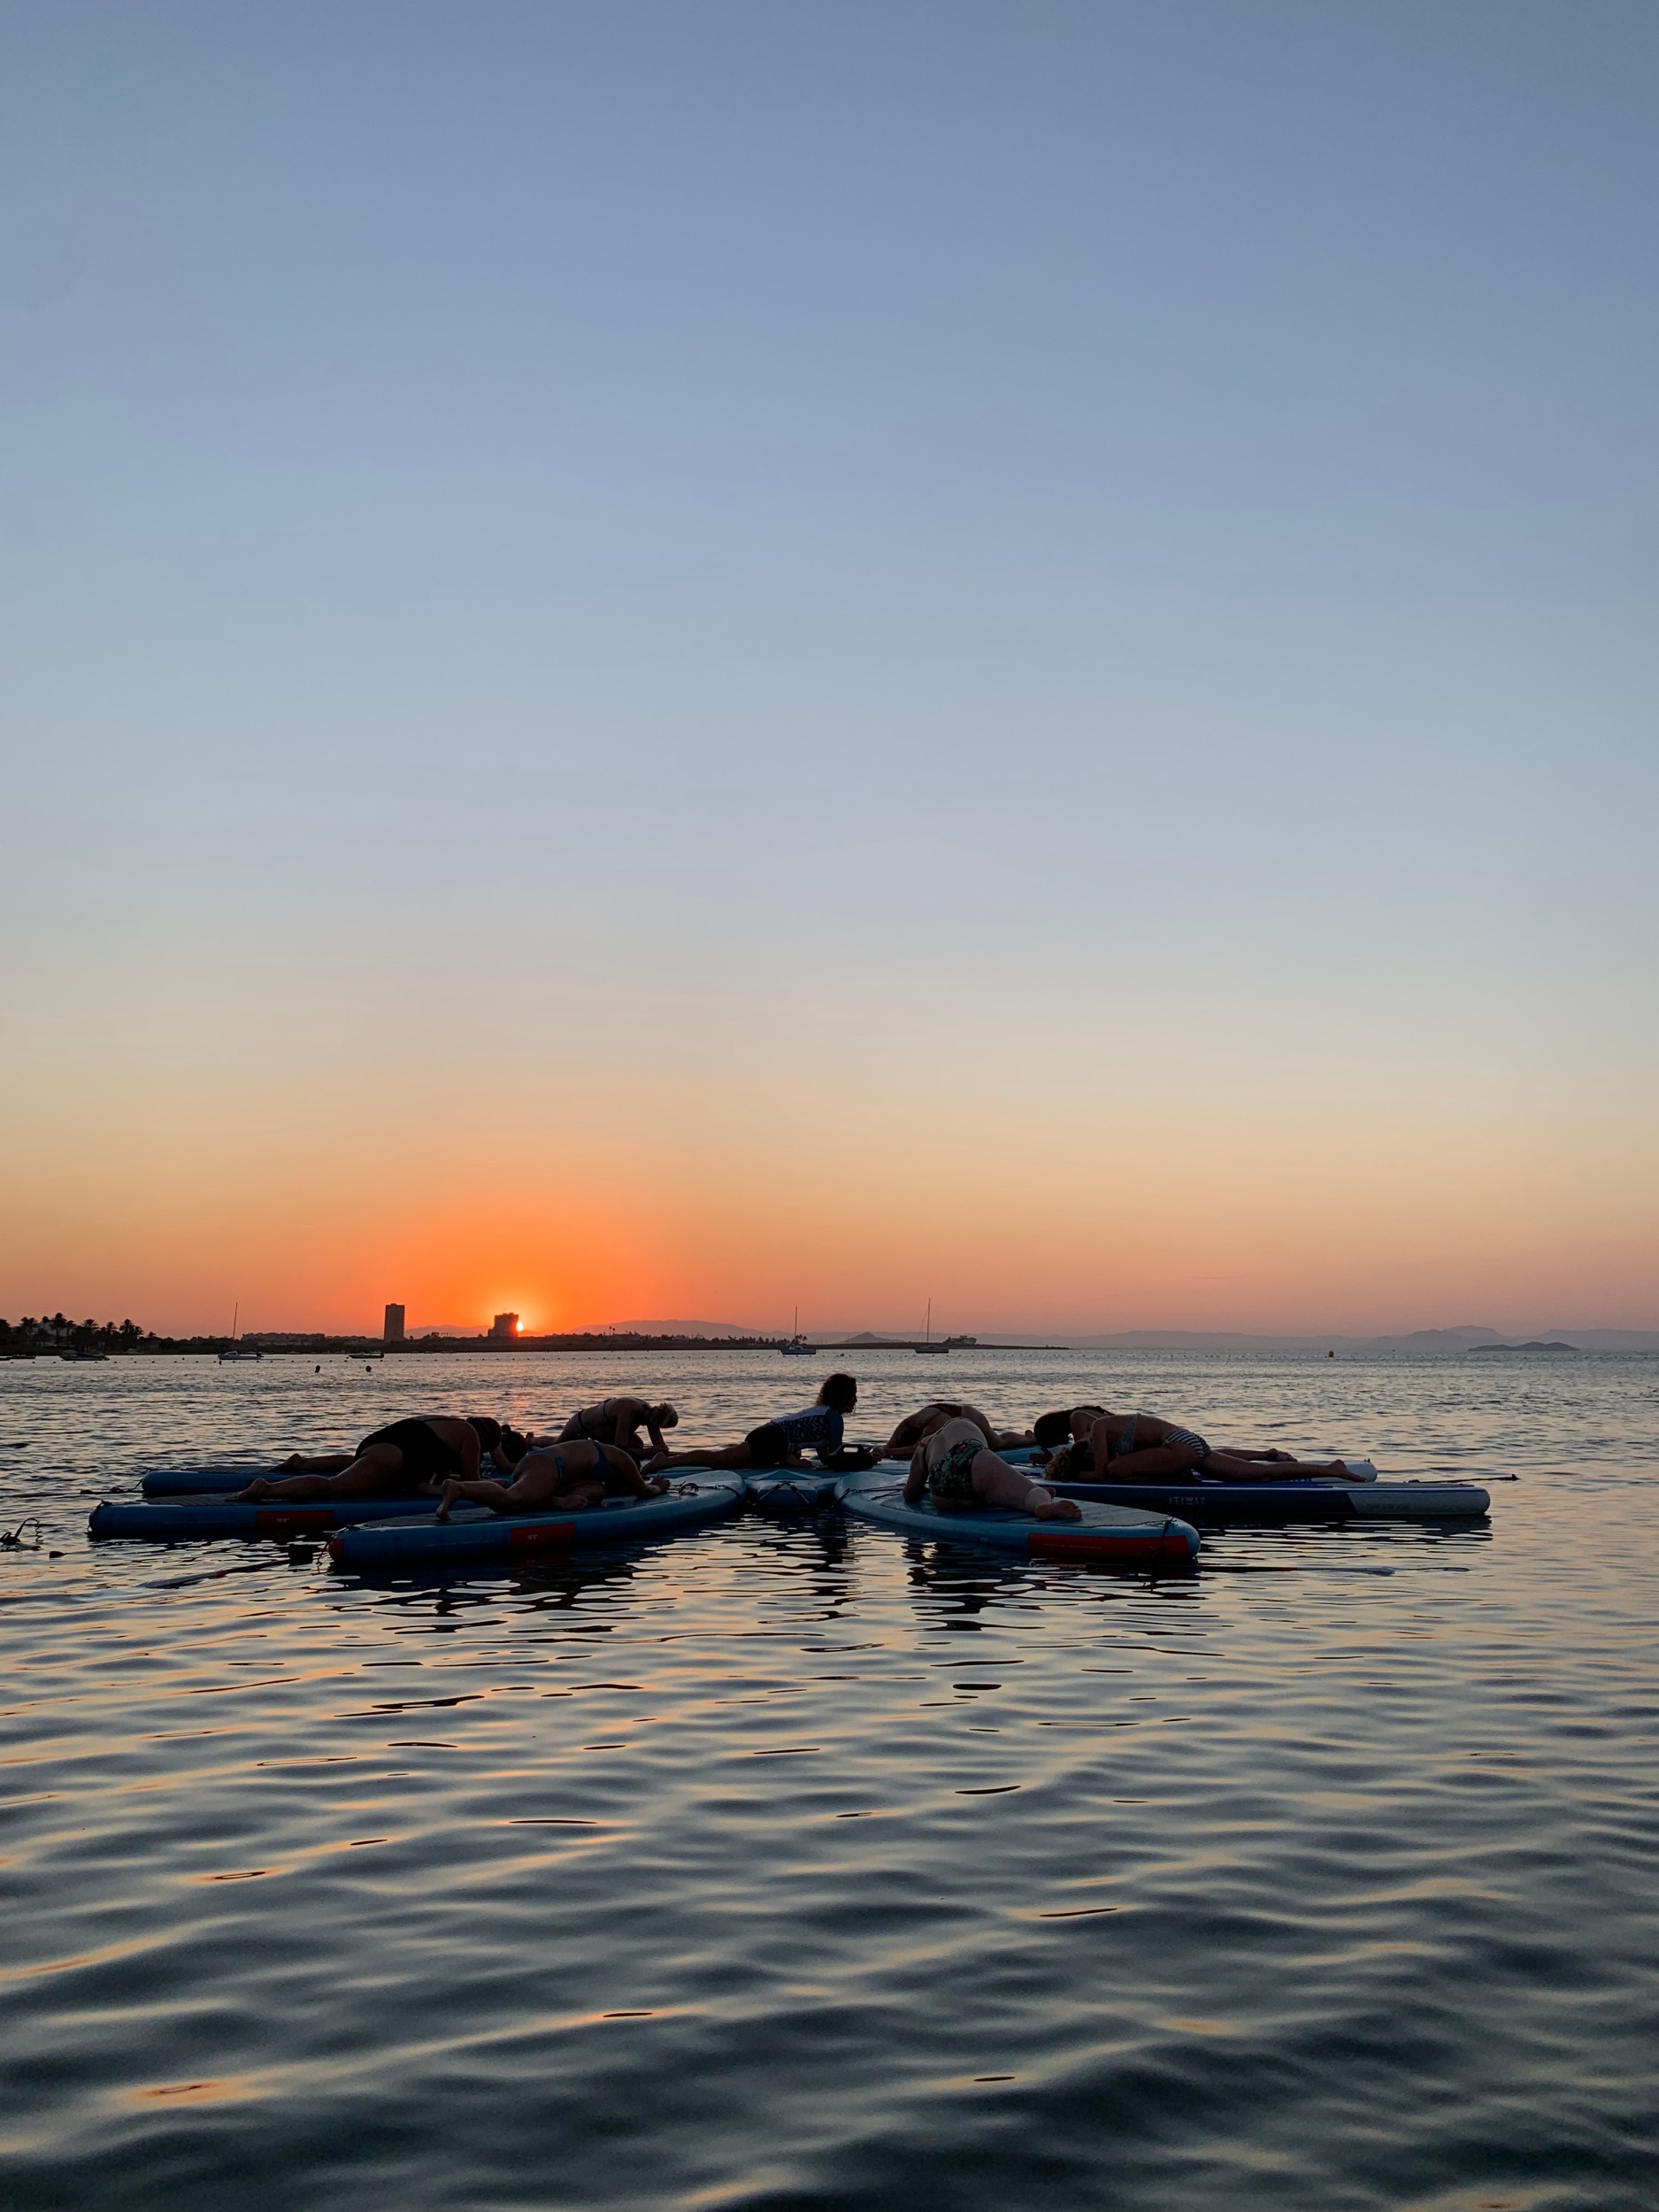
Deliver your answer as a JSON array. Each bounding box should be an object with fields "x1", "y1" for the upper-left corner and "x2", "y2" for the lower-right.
[{"x1": 3, "y1": 4, "x2": 1655, "y2": 1339}]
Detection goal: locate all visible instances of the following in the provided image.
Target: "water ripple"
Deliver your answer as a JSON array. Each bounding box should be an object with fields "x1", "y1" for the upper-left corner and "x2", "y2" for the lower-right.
[{"x1": 1, "y1": 1349, "x2": 1655, "y2": 2208}]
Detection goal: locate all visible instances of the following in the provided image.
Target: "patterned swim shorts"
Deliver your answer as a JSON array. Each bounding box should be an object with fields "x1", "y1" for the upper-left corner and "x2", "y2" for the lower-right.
[
  {"x1": 1164, "y1": 1425, "x2": 1210, "y2": 1466},
  {"x1": 926, "y1": 1437, "x2": 981, "y2": 1503}
]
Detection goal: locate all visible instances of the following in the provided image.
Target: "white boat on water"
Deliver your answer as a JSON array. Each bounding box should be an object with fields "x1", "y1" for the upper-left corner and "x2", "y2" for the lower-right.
[
  {"x1": 916, "y1": 1301, "x2": 949, "y2": 1354},
  {"x1": 780, "y1": 1307, "x2": 813, "y2": 1355}
]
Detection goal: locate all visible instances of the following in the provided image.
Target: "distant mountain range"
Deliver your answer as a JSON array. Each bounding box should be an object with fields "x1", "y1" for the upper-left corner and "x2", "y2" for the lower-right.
[{"x1": 591, "y1": 1318, "x2": 1659, "y2": 1354}]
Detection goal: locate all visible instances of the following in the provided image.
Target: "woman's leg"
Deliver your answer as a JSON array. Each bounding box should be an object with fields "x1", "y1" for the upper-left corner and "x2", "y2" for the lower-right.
[
  {"x1": 436, "y1": 1463, "x2": 607, "y2": 1520},
  {"x1": 483, "y1": 1448, "x2": 587, "y2": 1510},
  {"x1": 1203, "y1": 1450, "x2": 1349, "y2": 1484},
  {"x1": 234, "y1": 1444, "x2": 404, "y2": 1502},
  {"x1": 646, "y1": 1442, "x2": 753, "y2": 1471},
  {"x1": 278, "y1": 1452, "x2": 355, "y2": 1476},
  {"x1": 1079, "y1": 1444, "x2": 1202, "y2": 1484},
  {"x1": 970, "y1": 1451, "x2": 1081, "y2": 1520}
]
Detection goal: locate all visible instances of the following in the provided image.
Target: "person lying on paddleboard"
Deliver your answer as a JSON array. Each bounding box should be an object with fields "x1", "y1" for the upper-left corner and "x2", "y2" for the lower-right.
[
  {"x1": 232, "y1": 1417, "x2": 528, "y2": 1502},
  {"x1": 646, "y1": 1373, "x2": 864, "y2": 1473},
  {"x1": 435, "y1": 1440, "x2": 669, "y2": 1520},
  {"x1": 552, "y1": 1394, "x2": 679, "y2": 1461},
  {"x1": 1033, "y1": 1407, "x2": 1349, "y2": 1486},
  {"x1": 903, "y1": 1417, "x2": 1081, "y2": 1521},
  {"x1": 881, "y1": 1401, "x2": 1033, "y2": 1459}
]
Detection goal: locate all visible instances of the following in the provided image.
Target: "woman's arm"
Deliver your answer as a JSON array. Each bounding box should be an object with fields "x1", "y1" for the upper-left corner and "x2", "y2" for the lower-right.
[
  {"x1": 608, "y1": 1452, "x2": 668, "y2": 1499},
  {"x1": 903, "y1": 1443, "x2": 927, "y2": 1503}
]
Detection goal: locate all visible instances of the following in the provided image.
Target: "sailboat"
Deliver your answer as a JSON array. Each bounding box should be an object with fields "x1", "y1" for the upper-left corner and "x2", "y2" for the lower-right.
[
  {"x1": 780, "y1": 1306, "x2": 813, "y2": 1355},
  {"x1": 916, "y1": 1300, "x2": 949, "y2": 1354},
  {"x1": 217, "y1": 1302, "x2": 263, "y2": 1363}
]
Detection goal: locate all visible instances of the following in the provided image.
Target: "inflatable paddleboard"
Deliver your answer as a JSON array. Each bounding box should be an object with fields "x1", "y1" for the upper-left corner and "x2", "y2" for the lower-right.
[
  {"x1": 743, "y1": 1469, "x2": 843, "y2": 1513},
  {"x1": 328, "y1": 1479, "x2": 743, "y2": 1571},
  {"x1": 141, "y1": 1467, "x2": 280, "y2": 1497},
  {"x1": 1047, "y1": 1478, "x2": 1488, "y2": 1524},
  {"x1": 839, "y1": 1480, "x2": 1198, "y2": 1566},
  {"x1": 90, "y1": 1493, "x2": 465, "y2": 1540}
]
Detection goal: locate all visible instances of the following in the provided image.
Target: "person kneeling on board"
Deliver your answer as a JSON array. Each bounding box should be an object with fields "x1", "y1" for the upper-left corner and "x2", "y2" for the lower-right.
[
  {"x1": 232, "y1": 1417, "x2": 527, "y2": 1502},
  {"x1": 435, "y1": 1440, "x2": 669, "y2": 1520},
  {"x1": 904, "y1": 1417, "x2": 1082, "y2": 1521},
  {"x1": 552, "y1": 1394, "x2": 679, "y2": 1462},
  {"x1": 881, "y1": 1400, "x2": 1032, "y2": 1460},
  {"x1": 647, "y1": 1373, "x2": 864, "y2": 1473},
  {"x1": 1033, "y1": 1407, "x2": 1349, "y2": 1486}
]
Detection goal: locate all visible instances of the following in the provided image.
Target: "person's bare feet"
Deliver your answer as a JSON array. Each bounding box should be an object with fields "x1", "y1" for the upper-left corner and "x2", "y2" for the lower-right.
[
  {"x1": 435, "y1": 1478, "x2": 461, "y2": 1523},
  {"x1": 234, "y1": 1477, "x2": 271, "y2": 1502},
  {"x1": 1032, "y1": 1490, "x2": 1082, "y2": 1521}
]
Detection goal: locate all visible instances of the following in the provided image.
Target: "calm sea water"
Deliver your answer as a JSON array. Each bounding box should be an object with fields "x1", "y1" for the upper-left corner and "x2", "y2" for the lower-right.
[{"x1": 3, "y1": 1349, "x2": 1655, "y2": 2211}]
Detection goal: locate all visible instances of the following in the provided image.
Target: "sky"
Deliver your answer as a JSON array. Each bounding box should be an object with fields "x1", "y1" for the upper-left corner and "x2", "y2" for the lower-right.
[{"x1": 1, "y1": 1, "x2": 1655, "y2": 1340}]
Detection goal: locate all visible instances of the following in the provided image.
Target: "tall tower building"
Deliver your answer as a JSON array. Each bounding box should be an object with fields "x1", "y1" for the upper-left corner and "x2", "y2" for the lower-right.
[
  {"x1": 383, "y1": 1303, "x2": 405, "y2": 1344},
  {"x1": 489, "y1": 1312, "x2": 518, "y2": 1341}
]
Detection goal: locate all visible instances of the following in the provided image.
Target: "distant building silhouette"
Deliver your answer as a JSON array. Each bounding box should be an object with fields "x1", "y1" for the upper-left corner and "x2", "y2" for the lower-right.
[
  {"x1": 383, "y1": 1303, "x2": 405, "y2": 1344},
  {"x1": 489, "y1": 1312, "x2": 518, "y2": 1341}
]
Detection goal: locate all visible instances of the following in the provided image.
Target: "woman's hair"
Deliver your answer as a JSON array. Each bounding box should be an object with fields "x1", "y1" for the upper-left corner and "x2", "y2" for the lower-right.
[
  {"x1": 467, "y1": 1416, "x2": 503, "y2": 1451},
  {"x1": 498, "y1": 1425, "x2": 531, "y2": 1467},
  {"x1": 649, "y1": 1403, "x2": 679, "y2": 1428},
  {"x1": 1033, "y1": 1409, "x2": 1071, "y2": 1448},
  {"x1": 818, "y1": 1371, "x2": 857, "y2": 1412},
  {"x1": 1045, "y1": 1441, "x2": 1087, "y2": 1482}
]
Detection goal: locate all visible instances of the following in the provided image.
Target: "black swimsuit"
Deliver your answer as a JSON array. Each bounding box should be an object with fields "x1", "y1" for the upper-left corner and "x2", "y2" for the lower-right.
[{"x1": 357, "y1": 1418, "x2": 460, "y2": 1487}]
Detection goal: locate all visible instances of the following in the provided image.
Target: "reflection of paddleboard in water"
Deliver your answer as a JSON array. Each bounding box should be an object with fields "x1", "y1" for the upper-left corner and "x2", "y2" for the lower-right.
[
  {"x1": 841, "y1": 1480, "x2": 1198, "y2": 1566},
  {"x1": 329, "y1": 1480, "x2": 744, "y2": 1569}
]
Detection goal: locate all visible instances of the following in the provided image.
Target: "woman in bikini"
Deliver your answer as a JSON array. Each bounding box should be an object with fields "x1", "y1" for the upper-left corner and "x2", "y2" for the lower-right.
[
  {"x1": 1034, "y1": 1407, "x2": 1349, "y2": 1486},
  {"x1": 435, "y1": 1439, "x2": 669, "y2": 1520},
  {"x1": 882, "y1": 1401, "x2": 1033, "y2": 1459},
  {"x1": 647, "y1": 1373, "x2": 861, "y2": 1473},
  {"x1": 232, "y1": 1417, "x2": 526, "y2": 1502},
  {"x1": 902, "y1": 1417, "x2": 1081, "y2": 1520},
  {"x1": 555, "y1": 1395, "x2": 679, "y2": 1461}
]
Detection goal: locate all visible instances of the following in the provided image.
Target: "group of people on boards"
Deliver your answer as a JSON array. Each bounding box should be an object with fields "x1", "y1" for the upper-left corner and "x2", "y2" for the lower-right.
[{"x1": 228, "y1": 1384, "x2": 1352, "y2": 1525}]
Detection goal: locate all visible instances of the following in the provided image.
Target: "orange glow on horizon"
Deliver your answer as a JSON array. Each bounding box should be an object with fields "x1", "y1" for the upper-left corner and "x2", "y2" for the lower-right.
[{"x1": 2, "y1": 1048, "x2": 1655, "y2": 1339}]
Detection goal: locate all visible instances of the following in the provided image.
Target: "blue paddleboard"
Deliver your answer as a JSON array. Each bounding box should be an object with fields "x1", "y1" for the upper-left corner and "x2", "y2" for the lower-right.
[
  {"x1": 90, "y1": 1492, "x2": 465, "y2": 1540},
  {"x1": 141, "y1": 1467, "x2": 279, "y2": 1497},
  {"x1": 839, "y1": 1480, "x2": 1198, "y2": 1566},
  {"x1": 1046, "y1": 1477, "x2": 1488, "y2": 1524},
  {"x1": 742, "y1": 1469, "x2": 843, "y2": 1512},
  {"x1": 328, "y1": 1479, "x2": 743, "y2": 1571}
]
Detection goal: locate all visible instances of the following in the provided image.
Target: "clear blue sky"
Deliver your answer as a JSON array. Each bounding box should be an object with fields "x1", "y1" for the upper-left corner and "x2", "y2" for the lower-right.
[{"x1": 2, "y1": 3, "x2": 1655, "y2": 1334}]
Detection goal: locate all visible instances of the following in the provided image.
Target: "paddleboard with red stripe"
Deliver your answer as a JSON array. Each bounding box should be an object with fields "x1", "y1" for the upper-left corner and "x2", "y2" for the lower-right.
[
  {"x1": 838, "y1": 1481, "x2": 1198, "y2": 1566},
  {"x1": 327, "y1": 1479, "x2": 743, "y2": 1571}
]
